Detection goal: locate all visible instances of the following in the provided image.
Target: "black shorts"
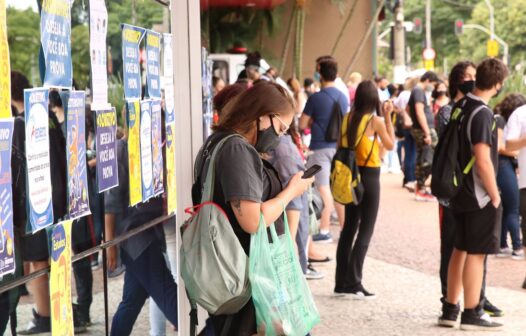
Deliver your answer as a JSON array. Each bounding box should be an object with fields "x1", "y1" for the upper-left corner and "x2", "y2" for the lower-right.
[
  {"x1": 21, "y1": 230, "x2": 49, "y2": 262},
  {"x1": 453, "y1": 203, "x2": 502, "y2": 254}
]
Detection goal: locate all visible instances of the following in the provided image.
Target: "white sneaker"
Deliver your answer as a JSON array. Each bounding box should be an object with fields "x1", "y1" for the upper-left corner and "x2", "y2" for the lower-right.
[
  {"x1": 496, "y1": 247, "x2": 512, "y2": 258},
  {"x1": 511, "y1": 249, "x2": 525, "y2": 261},
  {"x1": 305, "y1": 265, "x2": 324, "y2": 280}
]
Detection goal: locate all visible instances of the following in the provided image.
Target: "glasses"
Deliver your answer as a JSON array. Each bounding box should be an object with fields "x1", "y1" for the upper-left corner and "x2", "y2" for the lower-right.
[{"x1": 271, "y1": 114, "x2": 289, "y2": 136}]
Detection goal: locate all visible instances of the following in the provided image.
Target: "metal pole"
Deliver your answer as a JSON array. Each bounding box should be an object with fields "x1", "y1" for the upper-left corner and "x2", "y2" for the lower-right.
[
  {"x1": 425, "y1": 0, "x2": 431, "y2": 48},
  {"x1": 393, "y1": 1, "x2": 406, "y2": 84},
  {"x1": 484, "y1": 0, "x2": 495, "y2": 40}
]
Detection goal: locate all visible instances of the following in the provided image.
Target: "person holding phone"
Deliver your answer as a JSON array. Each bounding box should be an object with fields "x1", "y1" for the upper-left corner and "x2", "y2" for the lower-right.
[{"x1": 334, "y1": 80, "x2": 395, "y2": 299}]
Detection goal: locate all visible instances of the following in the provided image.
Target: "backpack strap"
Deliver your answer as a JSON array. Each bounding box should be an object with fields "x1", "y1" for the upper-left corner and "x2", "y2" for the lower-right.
[
  {"x1": 200, "y1": 134, "x2": 242, "y2": 203},
  {"x1": 340, "y1": 113, "x2": 374, "y2": 149},
  {"x1": 464, "y1": 104, "x2": 492, "y2": 174}
]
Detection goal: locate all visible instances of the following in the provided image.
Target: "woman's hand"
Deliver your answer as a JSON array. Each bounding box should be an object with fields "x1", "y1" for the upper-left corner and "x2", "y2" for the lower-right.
[
  {"x1": 286, "y1": 172, "x2": 314, "y2": 199},
  {"x1": 382, "y1": 100, "x2": 394, "y2": 117}
]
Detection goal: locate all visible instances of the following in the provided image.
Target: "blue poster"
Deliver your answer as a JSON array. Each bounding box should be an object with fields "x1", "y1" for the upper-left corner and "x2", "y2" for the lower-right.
[
  {"x1": 24, "y1": 88, "x2": 54, "y2": 233},
  {"x1": 61, "y1": 91, "x2": 90, "y2": 220},
  {"x1": 145, "y1": 30, "x2": 161, "y2": 99},
  {"x1": 40, "y1": 0, "x2": 72, "y2": 88},
  {"x1": 121, "y1": 24, "x2": 144, "y2": 100},
  {"x1": 140, "y1": 100, "x2": 153, "y2": 201},
  {"x1": 0, "y1": 119, "x2": 15, "y2": 277},
  {"x1": 95, "y1": 108, "x2": 118, "y2": 193},
  {"x1": 151, "y1": 99, "x2": 163, "y2": 196}
]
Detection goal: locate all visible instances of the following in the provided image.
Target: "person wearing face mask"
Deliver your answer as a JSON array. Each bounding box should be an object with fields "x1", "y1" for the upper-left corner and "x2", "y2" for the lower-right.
[
  {"x1": 193, "y1": 82, "x2": 314, "y2": 335},
  {"x1": 435, "y1": 61, "x2": 504, "y2": 319},
  {"x1": 408, "y1": 71, "x2": 439, "y2": 201},
  {"x1": 432, "y1": 80, "x2": 450, "y2": 116},
  {"x1": 438, "y1": 58, "x2": 509, "y2": 331}
]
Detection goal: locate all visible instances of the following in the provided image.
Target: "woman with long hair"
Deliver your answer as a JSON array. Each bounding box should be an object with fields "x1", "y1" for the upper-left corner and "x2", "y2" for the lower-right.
[
  {"x1": 495, "y1": 94, "x2": 526, "y2": 259},
  {"x1": 193, "y1": 82, "x2": 314, "y2": 335},
  {"x1": 334, "y1": 80, "x2": 395, "y2": 298},
  {"x1": 287, "y1": 77, "x2": 308, "y2": 116}
]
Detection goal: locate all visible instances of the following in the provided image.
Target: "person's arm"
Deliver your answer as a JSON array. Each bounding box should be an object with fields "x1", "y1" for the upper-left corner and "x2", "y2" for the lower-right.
[
  {"x1": 506, "y1": 137, "x2": 526, "y2": 151},
  {"x1": 473, "y1": 143, "x2": 500, "y2": 208},
  {"x1": 373, "y1": 101, "x2": 396, "y2": 151},
  {"x1": 415, "y1": 102, "x2": 431, "y2": 136},
  {"x1": 104, "y1": 214, "x2": 117, "y2": 272},
  {"x1": 504, "y1": 111, "x2": 525, "y2": 151},
  {"x1": 299, "y1": 96, "x2": 314, "y2": 131},
  {"x1": 231, "y1": 172, "x2": 313, "y2": 234},
  {"x1": 498, "y1": 128, "x2": 518, "y2": 156},
  {"x1": 299, "y1": 113, "x2": 311, "y2": 131}
]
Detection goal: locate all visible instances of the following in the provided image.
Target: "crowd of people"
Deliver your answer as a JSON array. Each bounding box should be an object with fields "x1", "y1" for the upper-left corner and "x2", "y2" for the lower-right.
[{"x1": 3, "y1": 46, "x2": 526, "y2": 335}]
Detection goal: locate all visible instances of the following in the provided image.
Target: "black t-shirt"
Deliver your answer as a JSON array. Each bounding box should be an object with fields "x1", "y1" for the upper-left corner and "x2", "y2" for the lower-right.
[
  {"x1": 451, "y1": 94, "x2": 498, "y2": 212},
  {"x1": 409, "y1": 86, "x2": 434, "y2": 130},
  {"x1": 194, "y1": 132, "x2": 284, "y2": 255}
]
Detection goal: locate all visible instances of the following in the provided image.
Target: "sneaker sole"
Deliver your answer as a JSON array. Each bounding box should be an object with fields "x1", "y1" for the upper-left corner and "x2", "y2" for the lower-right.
[
  {"x1": 437, "y1": 318, "x2": 457, "y2": 328},
  {"x1": 312, "y1": 239, "x2": 333, "y2": 244},
  {"x1": 415, "y1": 197, "x2": 436, "y2": 202},
  {"x1": 511, "y1": 256, "x2": 525, "y2": 261},
  {"x1": 460, "y1": 323, "x2": 503, "y2": 331},
  {"x1": 337, "y1": 293, "x2": 377, "y2": 301}
]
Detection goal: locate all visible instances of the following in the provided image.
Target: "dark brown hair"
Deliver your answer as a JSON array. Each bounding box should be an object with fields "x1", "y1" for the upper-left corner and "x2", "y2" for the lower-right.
[
  {"x1": 494, "y1": 93, "x2": 526, "y2": 122},
  {"x1": 448, "y1": 61, "x2": 476, "y2": 98},
  {"x1": 319, "y1": 60, "x2": 338, "y2": 82},
  {"x1": 213, "y1": 82, "x2": 295, "y2": 134},
  {"x1": 476, "y1": 58, "x2": 509, "y2": 90}
]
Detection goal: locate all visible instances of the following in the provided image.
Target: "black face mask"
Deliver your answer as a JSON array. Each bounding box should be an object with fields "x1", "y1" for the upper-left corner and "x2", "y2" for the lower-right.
[
  {"x1": 432, "y1": 90, "x2": 447, "y2": 99},
  {"x1": 255, "y1": 116, "x2": 281, "y2": 153},
  {"x1": 458, "y1": 80, "x2": 475, "y2": 95}
]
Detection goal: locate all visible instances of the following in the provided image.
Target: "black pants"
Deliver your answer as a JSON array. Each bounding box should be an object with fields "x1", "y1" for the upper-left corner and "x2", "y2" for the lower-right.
[
  {"x1": 335, "y1": 167, "x2": 381, "y2": 290},
  {"x1": 519, "y1": 189, "x2": 526, "y2": 248},
  {"x1": 439, "y1": 205, "x2": 487, "y2": 303},
  {"x1": 72, "y1": 217, "x2": 94, "y2": 317}
]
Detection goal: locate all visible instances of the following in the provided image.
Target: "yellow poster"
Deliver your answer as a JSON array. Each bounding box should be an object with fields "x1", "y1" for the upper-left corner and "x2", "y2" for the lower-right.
[
  {"x1": 165, "y1": 119, "x2": 177, "y2": 214},
  {"x1": 49, "y1": 220, "x2": 74, "y2": 336},
  {"x1": 127, "y1": 100, "x2": 142, "y2": 206},
  {"x1": 0, "y1": 0, "x2": 12, "y2": 119}
]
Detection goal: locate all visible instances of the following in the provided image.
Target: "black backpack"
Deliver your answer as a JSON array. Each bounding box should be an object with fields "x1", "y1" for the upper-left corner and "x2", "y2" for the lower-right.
[
  {"x1": 431, "y1": 99, "x2": 485, "y2": 200},
  {"x1": 321, "y1": 90, "x2": 343, "y2": 142}
]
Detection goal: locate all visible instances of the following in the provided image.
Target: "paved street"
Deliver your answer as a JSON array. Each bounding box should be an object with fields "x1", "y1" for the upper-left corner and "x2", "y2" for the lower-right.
[{"x1": 11, "y1": 173, "x2": 526, "y2": 335}]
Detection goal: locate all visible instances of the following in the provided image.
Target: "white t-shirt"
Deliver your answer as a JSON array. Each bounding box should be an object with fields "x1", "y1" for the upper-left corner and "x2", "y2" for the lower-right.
[
  {"x1": 335, "y1": 77, "x2": 351, "y2": 111},
  {"x1": 394, "y1": 90, "x2": 411, "y2": 111},
  {"x1": 504, "y1": 104, "x2": 526, "y2": 188}
]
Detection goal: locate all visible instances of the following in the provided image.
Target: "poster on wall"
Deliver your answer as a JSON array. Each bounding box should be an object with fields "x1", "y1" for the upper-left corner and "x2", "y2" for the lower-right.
[
  {"x1": 62, "y1": 91, "x2": 90, "y2": 220},
  {"x1": 126, "y1": 100, "x2": 142, "y2": 206},
  {"x1": 121, "y1": 24, "x2": 144, "y2": 100},
  {"x1": 151, "y1": 99, "x2": 163, "y2": 196},
  {"x1": 95, "y1": 108, "x2": 118, "y2": 193},
  {"x1": 0, "y1": 119, "x2": 15, "y2": 277},
  {"x1": 0, "y1": 0, "x2": 11, "y2": 119},
  {"x1": 145, "y1": 30, "x2": 161, "y2": 99},
  {"x1": 24, "y1": 88, "x2": 54, "y2": 233},
  {"x1": 140, "y1": 100, "x2": 153, "y2": 201},
  {"x1": 49, "y1": 219, "x2": 74, "y2": 336},
  {"x1": 40, "y1": 0, "x2": 73, "y2": 88},
  {"x1": 162, "y1": 33, "x2": 177, "y2": 214},
  {"x1": 89, "y1": 0, "x2": 110, "y2": 110}
]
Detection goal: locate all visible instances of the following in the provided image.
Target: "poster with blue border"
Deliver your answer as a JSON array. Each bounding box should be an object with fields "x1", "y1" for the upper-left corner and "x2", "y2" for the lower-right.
[
  {"x1": 40, "y1": 0, "x2": 73, "y2": 88},
  {"x1": 151, "y1": 99, "x2": 163, "y2": 196},
  {"x1": 24, "y1": 88, "x2": 54, "y2": 233},
  {"x1": 145, "y1": 30, "x2": 161, "y2": 99},
  {"x1": 0, "y1": 118, "x2": 15, "y2": 277},
  {"x1": 95, "y1": 108, "x2": 118, "y2": 193},
  {"x1": 62, "y1": 91, "x2": 91, "y2": 220},
  {"x1": 140, "y1": 100, "x2": 153, "y2": 201},
  {"x1": 121, "y1": 24, "x2": 144, "y2": 100}
]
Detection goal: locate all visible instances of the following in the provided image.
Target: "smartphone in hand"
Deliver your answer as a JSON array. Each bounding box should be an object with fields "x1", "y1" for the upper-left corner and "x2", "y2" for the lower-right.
[{"x1": 302, "y1": 164, "x2": 322, "y2": 179}]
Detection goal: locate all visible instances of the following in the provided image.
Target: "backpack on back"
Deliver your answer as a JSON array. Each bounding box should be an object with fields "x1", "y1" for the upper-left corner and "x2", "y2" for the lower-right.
[
  {"x1": 180, "y1": 134, "x2": 251, "y2": 316},
  {"x1": 330, "y1": 114, "x2": 374, "y2": 205},
  {"x1": 431, "y1": 100, "x2": 486, "y2": 200},
  {"x1": 322, "y1": 91, "x2": 343, "y2": 142}
]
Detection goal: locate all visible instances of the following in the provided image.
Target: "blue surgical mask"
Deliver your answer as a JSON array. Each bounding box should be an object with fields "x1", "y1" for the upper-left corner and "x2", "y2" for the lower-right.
[{"x1": 314, "y1": 71, "x2": 321, "y2": 82}]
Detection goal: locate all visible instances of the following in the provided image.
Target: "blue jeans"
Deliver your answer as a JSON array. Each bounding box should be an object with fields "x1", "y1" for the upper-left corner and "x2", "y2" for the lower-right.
[
  {"x1": 496, "y1": 156, "x2": 522, "y2": 250},
  {"x1": 402, "y1": 129, "x2": 416, "y2": 184},
  {"x1": 111, "y1": 242, "x2": 178, "y2": 336}
]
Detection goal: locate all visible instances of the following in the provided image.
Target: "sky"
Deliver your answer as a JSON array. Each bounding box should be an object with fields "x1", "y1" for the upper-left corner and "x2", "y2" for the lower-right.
[{"x1": 6, "y1": 0, "x2": 38, "y2": 12}]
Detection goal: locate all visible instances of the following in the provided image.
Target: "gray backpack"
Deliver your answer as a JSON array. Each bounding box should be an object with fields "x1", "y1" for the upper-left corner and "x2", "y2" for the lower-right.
[{"x1": 180, "y1": 134, "x2": 251, "y2": 317}]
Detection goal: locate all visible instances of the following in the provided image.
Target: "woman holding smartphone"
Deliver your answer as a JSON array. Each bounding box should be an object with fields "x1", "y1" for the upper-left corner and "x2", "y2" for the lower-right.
[{"x1": 334, "y1": 80, "x2": 396, "y2": 299}]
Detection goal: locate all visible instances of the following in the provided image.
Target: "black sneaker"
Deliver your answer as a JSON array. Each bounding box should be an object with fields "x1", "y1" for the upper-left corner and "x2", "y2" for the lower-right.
[
  {"x1": 73, "y1": 303, "x2": 89, "y2": 332},
  {"x1": 483, "y1": 299, "x2": 503, "y2": 317},
  {"x1": 337, "y1": 285, "x2": 376, "y2": 300},
  {"x1": 18, "y1": 309, "x2": 51, "y2": 335},
  {"x1": 460, "y1": 307, "x2": 503, "y2": 331},
  {"x1": 438, "y1": 300, "x2": 460, "y2": 328}
]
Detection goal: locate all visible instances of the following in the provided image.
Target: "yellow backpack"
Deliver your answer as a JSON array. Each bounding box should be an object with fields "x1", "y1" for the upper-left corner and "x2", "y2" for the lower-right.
[{"x1": 330, "y1": 114, "x2": 374, "y2": 205}]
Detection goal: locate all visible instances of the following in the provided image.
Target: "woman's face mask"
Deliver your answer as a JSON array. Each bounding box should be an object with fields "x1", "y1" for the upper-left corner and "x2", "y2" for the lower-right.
[
  {"x1": 255, "y1": 116, "x2": 281, "y2": 153},
  {"x1": 458, "y1": 80, "x2": 475, "y2": 95}
]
